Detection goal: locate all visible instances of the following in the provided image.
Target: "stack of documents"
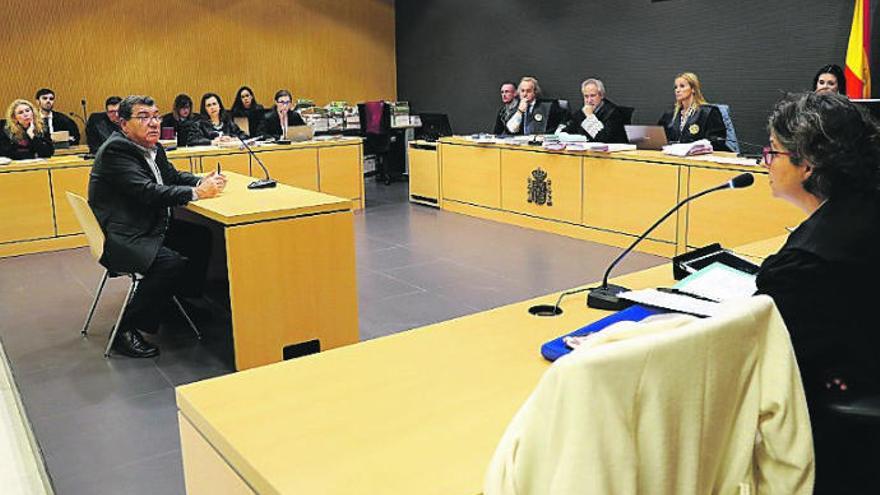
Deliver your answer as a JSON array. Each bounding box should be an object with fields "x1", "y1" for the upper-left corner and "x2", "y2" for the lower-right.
[
  {"x1": 663, "y1": 139, "x2": 713, "y2": 156},
  {"x1": 618, "y1": 262, "x2": 757, "y2": 317}
]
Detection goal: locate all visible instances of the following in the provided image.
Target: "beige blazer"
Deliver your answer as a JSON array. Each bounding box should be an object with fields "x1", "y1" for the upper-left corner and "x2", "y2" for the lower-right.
[{"x1": 484, "y1": 296, "x2": 814, "y2": 495}]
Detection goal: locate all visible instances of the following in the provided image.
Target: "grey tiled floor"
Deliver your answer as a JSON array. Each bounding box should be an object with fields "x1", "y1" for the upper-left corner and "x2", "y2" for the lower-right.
[{"x1": 0, "y1": 179, "x2": 665, "y2": 494}]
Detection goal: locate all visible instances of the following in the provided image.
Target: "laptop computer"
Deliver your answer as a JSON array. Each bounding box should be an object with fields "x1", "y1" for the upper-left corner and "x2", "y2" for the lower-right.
[
  {"x1": 624, "y1": 125, "x2": 668, "y2": 150},
  {"x1": 286, "y1": 125, "x2": 314, "y2": 142}
]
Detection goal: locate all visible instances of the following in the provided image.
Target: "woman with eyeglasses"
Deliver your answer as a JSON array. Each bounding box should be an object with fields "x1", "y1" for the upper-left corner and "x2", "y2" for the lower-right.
[
  {"x1": 0, "y1": 99, "x2": 55, "y2": 160},
  {"x1": 230, "y1": 86, "x2": 264, "y2": 137},
  {"x1": 758, "y1": 91, "x2": 880, "y2": 492},
  {"x1": 657, "y1": 72, "x2": 730, "y2": 151},
  {"x1": 812, "y1": 64, "x2": 847, "y2": 95},
  {"x1": 259, "y1": 89, "x2": 306, "y2": 140},
  {"x1": 181, "y1": 93, "x2": 246, "y2": 146}
]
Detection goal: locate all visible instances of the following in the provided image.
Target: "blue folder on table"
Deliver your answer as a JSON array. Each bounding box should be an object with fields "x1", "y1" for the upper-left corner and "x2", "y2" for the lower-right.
[{"x1": 540, "y1": 305, "x2": 663, "y2": 362}]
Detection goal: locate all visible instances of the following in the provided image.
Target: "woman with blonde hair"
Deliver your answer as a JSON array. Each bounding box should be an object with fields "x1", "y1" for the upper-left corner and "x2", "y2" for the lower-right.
[
  {"x1": 658, "y1": 72, "x2": 729, "y2": 150},
  {"x1": 0, "y1": 99, "x2": 54, "y2": 159}
]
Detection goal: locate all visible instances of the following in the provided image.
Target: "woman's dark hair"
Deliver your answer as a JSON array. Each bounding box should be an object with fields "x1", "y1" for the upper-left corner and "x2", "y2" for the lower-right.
[
  {"x1": 173, "y1": 94, "x2": 193, "y2": 118},
  {"x1": 812, "y1": 64, "x2": 847, "y2": 95},
  {"x1": 768, "y1": 91, "x2": 880, "y2": 198},
  {"x1": 231, "y1": 86, "x2": 259, "y2": 115},
  {"x1": 199, "y1": 92, "x2": 228, "y2": 121}
]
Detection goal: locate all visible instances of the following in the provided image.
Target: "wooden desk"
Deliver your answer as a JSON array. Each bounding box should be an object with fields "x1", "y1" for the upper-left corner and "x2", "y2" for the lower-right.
[
  {"x1": 0, "y1": 138, "x2": 363, "y2": 259},
  {"x1": 185, "y1": 172, "x2": 359, "y2": 371},
  {"x1": 408, "y1": 140, "x2": 439, "y2": 206},
  {"x1": 176, "y1": 238, "x2": 781, "y2": 494},
  {"x1": 436, "y1": 137, "x2": 803, "y2": 258}
]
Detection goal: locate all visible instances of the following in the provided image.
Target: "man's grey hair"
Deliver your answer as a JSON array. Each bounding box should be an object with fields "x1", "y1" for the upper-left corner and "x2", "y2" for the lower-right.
[
  {"x1": 581, "y1": 78, "x2": 605, "y2": 97},
  {"x1": 519, "y1": 76, "x2": 542, "y2": 97},
  {"x1": 118, "y1": 95, "x2": 156, "y2": 121}
]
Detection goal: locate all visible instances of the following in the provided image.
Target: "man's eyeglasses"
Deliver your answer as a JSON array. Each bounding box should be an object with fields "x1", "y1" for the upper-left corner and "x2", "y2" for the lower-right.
[
  {"x1": 277, "y1": 100, "x2": 292, "y2": 105},
  {"x1": 133, "y1": 114, "x2": 162, "y2": 124},
  {"x1": 761, "y1": 146, "x2": 799, "y2": 166}
]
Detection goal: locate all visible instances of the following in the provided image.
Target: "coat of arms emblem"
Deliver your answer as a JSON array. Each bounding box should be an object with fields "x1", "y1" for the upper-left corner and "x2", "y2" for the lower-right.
[{"x1": 527, "y1": 167, "x2": 552, "y2": 206}]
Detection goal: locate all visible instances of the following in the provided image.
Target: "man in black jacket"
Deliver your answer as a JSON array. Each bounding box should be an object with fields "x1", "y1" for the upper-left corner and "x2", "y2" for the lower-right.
[
  {"x1": 88, "y1": 95, "x2": 226, "y2": 357},
  {"x1": 493, "y1": 81, "x2": 519, "y2": 135},
  {"x1": 559, "y1": 79, "x2": 629, "y2": 143},
  {"x1": 258, "y1": 89, "x2": 305, "y2": 139},
  {"x1": 35, "y1": 88, "x2": 81, "y2": 145},
  {"x1": 86, "y1": 96, "x2": 123, "y2": 153},
  {"x1": 503, "y1": 76, "x2": 560, "y2": 135}
]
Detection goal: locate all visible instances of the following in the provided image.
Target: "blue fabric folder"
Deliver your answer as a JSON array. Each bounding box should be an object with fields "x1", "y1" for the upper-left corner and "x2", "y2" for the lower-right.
[{"x1": 540, "y1": 305, "x2": 663, "y2": 362}]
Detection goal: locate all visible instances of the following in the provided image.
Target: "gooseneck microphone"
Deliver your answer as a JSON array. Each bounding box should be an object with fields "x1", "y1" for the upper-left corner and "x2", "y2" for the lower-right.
[
  {"x1": 586, "y1": 172, "x2": 755, "y2": 310},
  {"x1": 237, "y1": 135, "x2": 277, "y2": 189}
]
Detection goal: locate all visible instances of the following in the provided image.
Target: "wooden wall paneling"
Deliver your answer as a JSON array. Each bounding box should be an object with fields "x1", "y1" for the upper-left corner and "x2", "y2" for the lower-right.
[
  {"x1": 0, "y1": 0, "x2": 396, "y2": 138},
  {"x1": 257, "y1": 148, "x2": 318, "y2": 190}
]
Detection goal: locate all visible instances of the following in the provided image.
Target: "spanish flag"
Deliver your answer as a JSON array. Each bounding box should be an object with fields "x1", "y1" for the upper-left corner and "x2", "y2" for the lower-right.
[{"x1": 845, "y1": 0, "x2": 872, "y2": 98}]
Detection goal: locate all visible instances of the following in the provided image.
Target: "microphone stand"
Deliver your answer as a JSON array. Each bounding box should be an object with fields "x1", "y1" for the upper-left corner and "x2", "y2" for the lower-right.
[
  {"x1": 238, "y1": 135, "x2": 277, "y2": 189},
  {"x1": 587, "y1": 180, "x2": 741, "y2": 310}
]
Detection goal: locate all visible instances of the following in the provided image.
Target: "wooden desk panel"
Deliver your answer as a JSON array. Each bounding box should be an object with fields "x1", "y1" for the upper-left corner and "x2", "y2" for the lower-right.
[
  {"x1": 50, "y1": 166, "x2": 91, "y2": 235},
  {"x1": 257, "y1": 148, "x2": 318, "y2": 190},
  {"x1": 501, "y1": 150, "x2": 582, "y2": 224},
  {"x1": 205, "y1": 153, "x2": 250, "y2": 176},
  {"x1": 225, "y1": 210, "x2": 358, "y2": 370},
  {"x1": 685, "y1": 167, "x2": 803, "y2": 248},
  {"x1": 169, "y1": 157, "x2": 193, "y2": 173},
  {"x1": 440, "y1": 144, "x2": 501, "y2": 208},
  {"x1": 583, "y1": 158, "x2": 680, "y2": 243},
  {"x1": 176, "y1": 259, "x2": 689, "y2": 494},
  {"x1": 408, "y1": 145, "x2": 440, "y2": 204},
  {"x1": 0, "y1": 170, "x2": 54, "y2": 243},
  {"x1": 318, "y1": 145, "x2": 362, "y2": 206}
]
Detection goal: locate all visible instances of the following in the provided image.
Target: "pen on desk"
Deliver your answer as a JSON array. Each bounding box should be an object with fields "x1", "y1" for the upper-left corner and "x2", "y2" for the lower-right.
[
  {"x1": 217, "y1": 162, "x2": 221, "y2": 175},
  {"x1": 656, "y1": 287, "x2": 720, "y2": 303}
]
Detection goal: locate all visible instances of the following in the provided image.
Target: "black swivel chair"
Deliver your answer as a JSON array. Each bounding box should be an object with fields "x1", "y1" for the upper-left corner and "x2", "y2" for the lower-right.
[
  {"x1": 357, "y1": 102, "x2": 401, "y2": 185},
  {"x1": 618, "y1": 106, "x2": 635, "y2": 126}
]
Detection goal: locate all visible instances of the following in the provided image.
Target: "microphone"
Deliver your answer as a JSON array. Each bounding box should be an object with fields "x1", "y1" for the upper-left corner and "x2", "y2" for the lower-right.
[
  {"x1": 237, "y1": 134, "x2": 277, "y2": 189},
  {"x1": 587, "y1": 172, "x2": 754, "y2": 310}
]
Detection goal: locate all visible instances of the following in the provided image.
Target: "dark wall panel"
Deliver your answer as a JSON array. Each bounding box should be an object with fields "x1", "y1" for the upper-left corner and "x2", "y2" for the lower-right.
[{"x1": 396, "y1": 0, "x2": 860, "y2": 146}]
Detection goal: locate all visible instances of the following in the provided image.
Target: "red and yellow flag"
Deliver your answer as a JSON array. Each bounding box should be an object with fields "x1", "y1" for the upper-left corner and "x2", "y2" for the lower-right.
[{"x1": 845, "y1": 0, "x2": 872, "y2": 98}]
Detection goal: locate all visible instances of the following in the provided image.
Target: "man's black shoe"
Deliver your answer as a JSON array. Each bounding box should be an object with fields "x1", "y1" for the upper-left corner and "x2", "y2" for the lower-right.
[{"x1": 111, "y1": 328, "x2": 159, "y2": 358}]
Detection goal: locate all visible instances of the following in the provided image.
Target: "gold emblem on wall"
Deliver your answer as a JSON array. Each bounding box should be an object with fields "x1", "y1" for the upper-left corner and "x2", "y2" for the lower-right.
[{"x1": 527, "y1": 167, "x2": 553, "y2": 206}]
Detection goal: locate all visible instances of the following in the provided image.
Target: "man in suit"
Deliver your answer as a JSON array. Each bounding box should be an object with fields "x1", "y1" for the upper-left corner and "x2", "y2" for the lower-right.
[
  {"x1": 258, "y1": 89, "x2": 305, "y2": 139},
  {"x1": 88, "y1": 95, "x2": 227, "y2": 358},
  {"x1": 559, "y1": 78, "x2": 629, "y2": 143},
  {"x1": 493, "y1": 81, "x2": 519, "y2": 135},
  {"x1": 35, "y1": 88, "x2": 81, "y2": 145},
  {"x1": 86, "y1": 96, "x2": 123, "y2": 153},
  {"x1": 504, "y1": 76, "x2": 560, "y2": 135}
]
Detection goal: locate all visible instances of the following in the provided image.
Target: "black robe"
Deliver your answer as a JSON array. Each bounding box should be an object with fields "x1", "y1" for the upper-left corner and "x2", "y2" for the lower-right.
[
  {"x1": 560, "y1": 99, "x2": 629, "y2": 143},
  {"x1": 755, "y1": 191, "x2": 880, "y2": 390},
  {"x1": 658, "y1": 104, "x2": 729, "y2": 151}
]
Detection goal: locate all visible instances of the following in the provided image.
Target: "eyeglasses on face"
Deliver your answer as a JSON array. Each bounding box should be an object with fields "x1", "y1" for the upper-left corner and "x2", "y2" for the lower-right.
[
  {"x1": 761, "y1": 146, "x2": 799, "y2": 166},
  {"x1": 132, "y1": 113, "x2": 162, "y2": 124}
]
